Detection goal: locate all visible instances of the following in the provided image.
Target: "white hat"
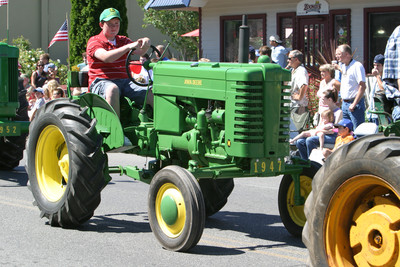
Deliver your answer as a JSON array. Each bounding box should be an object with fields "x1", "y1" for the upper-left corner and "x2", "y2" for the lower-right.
[{"x1": 269, "y1": 35, "x2": 282, "y2": 43}]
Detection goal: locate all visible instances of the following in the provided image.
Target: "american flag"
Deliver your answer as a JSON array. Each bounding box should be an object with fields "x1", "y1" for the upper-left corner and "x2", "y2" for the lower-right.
[
  {"x1": 48, "y1": 20, "x2": 68, "y2": 48},
  {"x1": 0, "y1": 0, "x2": 8, "y2": 6}
]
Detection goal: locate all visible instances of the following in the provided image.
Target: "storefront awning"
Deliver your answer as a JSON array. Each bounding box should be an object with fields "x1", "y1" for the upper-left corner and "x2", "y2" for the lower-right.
[
  {"x1": 144, "y1": 0, "x2": 207, "y2": 10},
  {"x1": 181, "y1": 29, "x2": 199, "y2": 37}
]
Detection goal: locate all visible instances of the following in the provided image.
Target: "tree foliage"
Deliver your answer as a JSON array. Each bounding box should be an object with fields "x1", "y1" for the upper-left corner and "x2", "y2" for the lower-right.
[
  {"x1": 69, "y1": 0, "x2": 128, "y2": 66},
  {"x1": 2, "y1": 36, "x2": 68, "y2": 84},
  {"x1": 136, "y1": 0, "x2": 199, "y2": 60}
]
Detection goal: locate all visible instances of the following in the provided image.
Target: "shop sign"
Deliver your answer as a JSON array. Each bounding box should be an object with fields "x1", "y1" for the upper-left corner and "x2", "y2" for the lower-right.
[{"x1": 297, "y1": 0, "x2": 329, "y2": 16}]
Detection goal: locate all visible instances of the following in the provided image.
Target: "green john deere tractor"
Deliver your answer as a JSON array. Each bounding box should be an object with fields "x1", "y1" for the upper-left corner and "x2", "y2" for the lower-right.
[
  {"x1": 26, "y1": 45, "x2": 319, "y2": 252},
  {"x1": 0, "y1": 43, "x2": 30, "y2": 170}
]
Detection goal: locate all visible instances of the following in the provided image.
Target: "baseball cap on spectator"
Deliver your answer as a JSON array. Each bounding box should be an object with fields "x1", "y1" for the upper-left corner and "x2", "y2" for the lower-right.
[
  {"x1": 374, "y1": 54, "x2": 385, "y2": 65},
  {"x1": 269, "y1": 35, "x2": 282, "y2": 43},
  {"x1": 257, "y1": 55, "x2": 271, "y2": 63},
  {"x1": 249, "y1": 45, "x2": 255, "y2": 53},
  {"x1": 334, "y1": 118, "x2": 353, "y2": 132},
  {"x1": 100, "y1": 8, "x2": 121, "y2": 22},
  {"x1": 47, "y1": 63, "x2": 56, "y2": 69},
  {"x1": 34, "y1": 88, "x2": 44, "y2": 94}
]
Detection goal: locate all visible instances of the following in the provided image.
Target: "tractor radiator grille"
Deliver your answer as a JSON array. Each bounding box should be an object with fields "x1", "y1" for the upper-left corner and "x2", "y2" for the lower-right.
[
  {"x1": 279, "y1": 84, "x2": 291, "y2": 143},
  {"x1": 8, "y1": 57, "x2": 18, "y2": 102},
  {"x1": 233, "y1": 81, "x2": 264, "y2": 143}
]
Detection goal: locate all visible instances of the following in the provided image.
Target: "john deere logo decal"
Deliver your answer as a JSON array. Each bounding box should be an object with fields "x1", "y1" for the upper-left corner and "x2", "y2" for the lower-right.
[{"x1": 184, "y1": 79, "x2": 202, "y2": 85}]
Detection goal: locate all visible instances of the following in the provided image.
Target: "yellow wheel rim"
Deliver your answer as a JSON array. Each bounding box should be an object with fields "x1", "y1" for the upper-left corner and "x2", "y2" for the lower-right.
[
  {"x1": 287, "y1": 175, "x2": 312, "y2": 226},
  {"x1": 155, "y1": 183, "x2": 186, "y2": 238},
  {"x1": 324, "y1": 175, "x2": 400, "y2": 266},
  {"x1": 35, "y1": 125, "x2": 69, "y2": 202}
]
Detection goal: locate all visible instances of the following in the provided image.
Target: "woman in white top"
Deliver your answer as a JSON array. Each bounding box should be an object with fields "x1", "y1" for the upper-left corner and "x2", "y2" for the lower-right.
[{"x1": 317, "y1": 64, "x2": 341, "y2": 114}]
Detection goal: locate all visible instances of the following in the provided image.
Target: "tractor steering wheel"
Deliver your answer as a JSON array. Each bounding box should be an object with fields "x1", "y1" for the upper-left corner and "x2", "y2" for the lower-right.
[{"x1": 126, "y1": 45, "x2": 161, "y2": 87}]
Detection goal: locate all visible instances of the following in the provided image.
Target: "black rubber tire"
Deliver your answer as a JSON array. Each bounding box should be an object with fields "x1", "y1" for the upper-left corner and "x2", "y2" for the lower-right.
[
  {"x1": 26, "y1": 98, "x2": 106, "y2": 228},
  {"x1": 303, "y1": 135, "x2": 400, "y2": 267},
  {"x1": 198, "y1": 178, "x2": 234, "y2": 217},
  {"x1": 0, "y1": 134, "x2": 27, "y2": 170},
  {"x1": 278, "y1": 161, "x2": 320, "y2": 237},
  {"x1": 0, "y1": 88, "x2": 29, "y2": 170},
  {"x1": 148, "y1": 165, "x2": 206, "y2": 251}
]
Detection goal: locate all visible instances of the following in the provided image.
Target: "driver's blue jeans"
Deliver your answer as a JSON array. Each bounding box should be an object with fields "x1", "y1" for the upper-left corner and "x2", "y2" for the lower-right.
[{"x1": 90, "y1": 78, "x2": 148, "y2": 106}]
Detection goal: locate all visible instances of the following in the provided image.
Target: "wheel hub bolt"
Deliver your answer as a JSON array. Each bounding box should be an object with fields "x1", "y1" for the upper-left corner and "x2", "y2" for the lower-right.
[{"x1": 374, "y1": 234, "x2": 382, "y2": 245}]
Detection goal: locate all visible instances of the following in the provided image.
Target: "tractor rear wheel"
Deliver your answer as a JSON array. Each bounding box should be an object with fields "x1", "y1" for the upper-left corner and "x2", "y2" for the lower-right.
[
  {"x1": 278, "y1": 161, "x2": 320, "y2": 237},
  {"x1": 303, "y1": 135, "x2": 400, "y2": 266},
  {"x1": 148, "y1": 165, "x2": 205, "y2": 251},
  {"x1": 26, "y1": 99, "x2": 106, "y2": 227},
  {"x1": 199, "y1": 178, "x2": 234, "y2": 217}
]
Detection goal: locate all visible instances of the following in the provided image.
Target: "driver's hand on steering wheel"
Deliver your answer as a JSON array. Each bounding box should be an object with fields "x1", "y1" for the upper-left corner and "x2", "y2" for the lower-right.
[{"x1": 130, "y1": 37, "x2": 151, "y2": 55}]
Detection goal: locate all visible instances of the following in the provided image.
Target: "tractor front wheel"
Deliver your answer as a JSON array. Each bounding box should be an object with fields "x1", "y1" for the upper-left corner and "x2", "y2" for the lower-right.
[
  {"x1": 26, "y1": 99, "x2": 106, "y2": 227},
  {"x1": 148, "y1": 165, "x2": 205, "y2": 251},
  {"x1": 303, "y1": 135, "x2": 400, "y2": 266}
]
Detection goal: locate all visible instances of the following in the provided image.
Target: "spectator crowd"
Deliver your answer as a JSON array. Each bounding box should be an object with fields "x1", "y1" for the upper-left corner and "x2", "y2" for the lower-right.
[{"x1": 16, "y1": 8, "x2": 400, "y2": 164}]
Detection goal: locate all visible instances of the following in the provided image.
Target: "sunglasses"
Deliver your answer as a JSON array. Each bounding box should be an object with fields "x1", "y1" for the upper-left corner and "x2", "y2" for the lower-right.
[{"x1": 288, "y1": 57, "x2": 295, "y2": 60}]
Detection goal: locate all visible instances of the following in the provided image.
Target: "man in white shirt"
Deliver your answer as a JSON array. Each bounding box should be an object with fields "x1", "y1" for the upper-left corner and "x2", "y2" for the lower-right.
[
  {"x1": 335, "y1": 44, "x2": 366, "y2": 128},
  {"x1": 288, "y1": 50, "x2": 309, "y2": 137}
]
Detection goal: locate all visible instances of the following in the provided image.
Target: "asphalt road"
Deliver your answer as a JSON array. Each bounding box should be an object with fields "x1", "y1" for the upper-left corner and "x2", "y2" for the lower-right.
[{"x1": 0, "y1": 153, "x2": 308, "y2": 266}]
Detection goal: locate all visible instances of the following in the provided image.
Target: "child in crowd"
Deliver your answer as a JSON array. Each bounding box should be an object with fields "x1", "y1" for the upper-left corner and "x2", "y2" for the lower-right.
[
  {"x1": 322, "y1": 118, "x2": 355, "y2": 158},
  {"x1": 290, "y1": 109, "x2": 335, "y2": 150},
  {"x1": 29, "y1": 88, "x2": 46, "y2": 121},
  {"x1": 52, "y1": 88, "x2": 65, "y2": 99}
]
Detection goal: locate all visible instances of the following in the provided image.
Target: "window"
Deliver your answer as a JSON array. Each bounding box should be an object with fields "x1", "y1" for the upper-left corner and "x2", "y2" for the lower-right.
[
  {"x1": 329, "y1": 9, "x2": 351, "y2": 48},
  {"x1": 220, "y1": 14, "x2": 266, "y2": 62},
  {"x1": 277, "y1": 12, "x2": 296, "y2": 51},
  {"x1": 364, "y1": 7, "x2": 400, "y2": 71}
]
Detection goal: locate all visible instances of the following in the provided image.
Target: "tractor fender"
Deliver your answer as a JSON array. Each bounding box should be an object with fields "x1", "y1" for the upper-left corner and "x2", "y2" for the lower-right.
[{"x1": 78, "y1": 93, "x2": 124, "y2": 150}]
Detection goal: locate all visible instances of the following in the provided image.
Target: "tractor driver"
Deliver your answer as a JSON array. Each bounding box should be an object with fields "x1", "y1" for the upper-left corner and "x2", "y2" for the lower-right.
[{"x1": 86, "y1": 7, "x2": 152, "y2": 117}]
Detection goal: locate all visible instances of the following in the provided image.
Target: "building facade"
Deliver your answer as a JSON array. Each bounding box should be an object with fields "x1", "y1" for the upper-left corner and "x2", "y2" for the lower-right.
[
  {"x1": 197, "y1": 0, "x2": 400, "y2": 72},
  {"x1": 0, "y1": 0, "x2": 169, "y2": 65}
]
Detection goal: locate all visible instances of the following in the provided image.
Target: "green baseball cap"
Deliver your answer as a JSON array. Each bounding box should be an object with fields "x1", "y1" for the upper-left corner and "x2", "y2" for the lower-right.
[
  {"x1": 257, "y1": 55, "x2": 271, "y2": 63},
  {"x1": 99, "y1": 8, "x2": 121, "y2": 22}
]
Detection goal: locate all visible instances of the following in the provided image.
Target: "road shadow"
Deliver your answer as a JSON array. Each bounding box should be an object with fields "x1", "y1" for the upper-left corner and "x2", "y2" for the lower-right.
[
  {"x1": 188, "y1": 245, "x2": 245, "y2": 256},
  {"x1": 0, "y1": 166, "x2": 28, "y2": 186},
  {"x1": 205, "y1": 211, "x2": 305, "y2": 248},
  {"x1": 179, "y1": 211, "x2": 304, "y2": 256},
  {"x1": 77, "y1": 212, "x2": 151, "y2": 234}
]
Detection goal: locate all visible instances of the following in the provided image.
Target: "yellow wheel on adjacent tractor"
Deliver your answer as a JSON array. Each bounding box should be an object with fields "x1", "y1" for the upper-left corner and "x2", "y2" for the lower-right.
[
  {"x1": 27, "y1": 99, "x2": 106, "y2": 227},
  {"x1": 148, "y1": 165, "x2": 205, "y2": 252},
  {"x1": 326, "y1": 175, "x2": 400, "y2": 266},
  {"x1": 278, "y1": 162, "x2": 320, "y2": 237},
  {"x1": 303, "y1": 135, "x2": 400, "y2": 266}
]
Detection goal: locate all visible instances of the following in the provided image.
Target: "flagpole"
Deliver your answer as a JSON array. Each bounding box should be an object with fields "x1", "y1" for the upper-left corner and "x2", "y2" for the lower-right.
[{"x1": 66, "y1": 12, "x2": 70, "y2": 70}]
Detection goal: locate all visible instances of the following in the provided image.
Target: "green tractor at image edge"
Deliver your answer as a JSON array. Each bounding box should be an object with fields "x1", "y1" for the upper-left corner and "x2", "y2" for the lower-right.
[{"x1": 0, "y1": 43, "x2": 30, "y2": 170}]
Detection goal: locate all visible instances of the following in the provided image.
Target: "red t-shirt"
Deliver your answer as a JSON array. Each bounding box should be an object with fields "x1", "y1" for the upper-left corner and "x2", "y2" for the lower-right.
[{"x1": 86, "y1": 32, "x2": 132, "y2": 87}]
